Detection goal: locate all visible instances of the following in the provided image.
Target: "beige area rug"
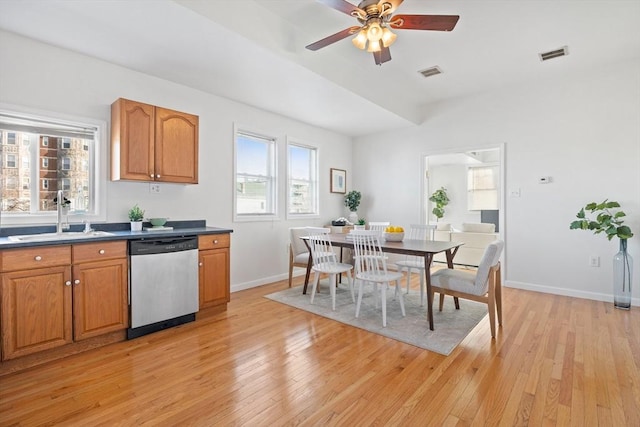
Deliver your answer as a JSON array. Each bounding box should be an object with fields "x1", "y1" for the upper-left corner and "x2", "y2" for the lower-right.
[{"x1": 265, "y1": 281, "x2": 487, "y2": 356}]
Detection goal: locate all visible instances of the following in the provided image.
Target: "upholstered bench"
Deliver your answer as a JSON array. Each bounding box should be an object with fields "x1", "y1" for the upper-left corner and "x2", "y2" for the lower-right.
[{"x1": 433, "y1": 222, "x2": 498, "y2": 267}]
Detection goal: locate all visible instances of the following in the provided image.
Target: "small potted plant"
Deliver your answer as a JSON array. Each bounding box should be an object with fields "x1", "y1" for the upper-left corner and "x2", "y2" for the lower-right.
[
  {"x1": 128, "y1": 204, "x2": 145, "y2": 231},
  {"x1": 344, "y1": 190, "x2": 361, "y2": 224},
  {"x1": 354, "y1": 218, "x2": 366, "y2": 230}
]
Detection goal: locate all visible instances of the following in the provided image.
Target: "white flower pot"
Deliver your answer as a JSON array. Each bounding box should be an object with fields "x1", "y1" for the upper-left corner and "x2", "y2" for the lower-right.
[{"x1": 130, "y1": 221, "x2": 143, "y2": 231}]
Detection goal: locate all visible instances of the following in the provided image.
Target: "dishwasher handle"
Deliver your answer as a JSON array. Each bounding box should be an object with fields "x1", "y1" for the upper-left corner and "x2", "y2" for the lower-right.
[{"x1": 130, "y1": 236, "x2": 198, "y2": 255}]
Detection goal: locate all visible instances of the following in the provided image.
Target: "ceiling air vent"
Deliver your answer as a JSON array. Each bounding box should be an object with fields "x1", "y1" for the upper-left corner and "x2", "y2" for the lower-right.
[
  {"x1": 418, "y1": 66, "x2": 443, "y2": 78},
  {"x1": 539, "y1": 46, "x2": 569, "y2": 62}
]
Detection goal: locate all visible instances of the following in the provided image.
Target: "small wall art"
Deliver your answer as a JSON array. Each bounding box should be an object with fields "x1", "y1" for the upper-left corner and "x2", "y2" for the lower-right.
[{"x1": 330, "y1": 168, "x2": 346, "y2": 194}]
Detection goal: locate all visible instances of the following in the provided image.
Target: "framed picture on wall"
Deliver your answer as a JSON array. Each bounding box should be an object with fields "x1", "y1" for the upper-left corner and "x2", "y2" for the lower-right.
[{"x1": 330, "y1": 168, "x2": 346, "y2": 194}]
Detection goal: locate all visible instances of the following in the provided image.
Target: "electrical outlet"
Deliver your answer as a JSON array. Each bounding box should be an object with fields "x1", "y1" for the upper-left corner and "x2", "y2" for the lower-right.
[
  {"x1": 149, "y1": 183, "x2": 161, "y2": 193},
  {"x1": 589, "y1": 256, "x2": 600, "y2": 267}
]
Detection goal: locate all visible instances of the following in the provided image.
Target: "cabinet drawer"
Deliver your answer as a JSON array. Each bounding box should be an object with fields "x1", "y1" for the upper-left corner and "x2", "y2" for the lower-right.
[
  {"x1": 73, "y1": 241, "x2": 127, "y2": 264},
  {"x1": 198, "y1": 234, "x2": 230, "y2": 250},
  {"x1": 0, "y1": 246, "x2": 72, "y2": 272}
]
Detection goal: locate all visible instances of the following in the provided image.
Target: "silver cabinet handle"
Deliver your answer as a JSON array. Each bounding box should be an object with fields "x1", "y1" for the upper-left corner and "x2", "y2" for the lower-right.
[
  {"x1": 74, "y1": 279, "x2": 80, "y2": 285},
  {"x1": 65, "y1": 281, "x2": 72, "y2": 286},
  {"x1": 34, "y1": 255, "x2": 42, "y2": 261},
  {"x1": 199, "y1": 262, "x2": 203, "y2": 267},
  {"x1": 150, "y1": 173, "x2": 154, "y2": 178},
  {"x1": 156, "y1": 174, "x2": 161, "y2": 178},
  {"x1": 99, "y1": 249, "x2": 105, "y2": 255},
  {"x1": 213, "y1": 240, "x2": 218, "y2": 244}
]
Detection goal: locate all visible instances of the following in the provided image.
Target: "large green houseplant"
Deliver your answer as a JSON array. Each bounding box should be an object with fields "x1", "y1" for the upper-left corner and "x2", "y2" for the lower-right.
[
  {"x1": 344, "y1": 190, "x2": 361, "y2": 223},
  {"x1": 570, "y1": 200, "x2": 634, "y2": 309},
  {"x1": 429, "y1": 187, "x2": 449, "y2": 221}
]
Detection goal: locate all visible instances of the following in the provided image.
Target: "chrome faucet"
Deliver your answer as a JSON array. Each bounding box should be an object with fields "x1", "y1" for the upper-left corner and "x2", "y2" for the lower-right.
[{"x1": 56, "y1": 189, "x2": 70, "y2": 233}]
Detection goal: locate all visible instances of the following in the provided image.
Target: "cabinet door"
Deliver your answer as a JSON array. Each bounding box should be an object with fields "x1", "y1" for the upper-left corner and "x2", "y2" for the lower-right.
[
  {"x1": 155, "y1": 107, "x2": 199, "y2": 184},
  {"x1": 199, "y1": 248, "x2": 230, "y2": 309},
  {"x1": 72, "y1": 258, "x2": 128, "y2": 341},
  {"x1": 1, "y1": 266, "x2": 72, "y2": 360},
  {"x1": 111, "y1": 98, "x2": 155, "y2": 181}
]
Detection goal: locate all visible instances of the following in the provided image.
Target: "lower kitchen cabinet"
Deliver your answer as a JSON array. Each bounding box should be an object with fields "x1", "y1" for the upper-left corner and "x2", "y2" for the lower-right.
[
  {"x1": 198, "y1": 234, "x2": 230, "y2": 309},
  {"x1": 72, "y1": 241, "x2": 128, "y2": 341},
  {"x1": 1, "y1": 265, "x2": 73, "y2": 360},
  {"x1": 0, "y1": 241, "x2": 128, "y2": 361}
]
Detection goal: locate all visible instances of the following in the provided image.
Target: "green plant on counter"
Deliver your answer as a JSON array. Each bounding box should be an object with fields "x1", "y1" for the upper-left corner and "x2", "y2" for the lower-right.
[
  {"x1": 357, "y1": 218, "x2": 366, "y2": 225},
  {"x1": 128, "y1": 204, "x2": 145, "y2": 222}
]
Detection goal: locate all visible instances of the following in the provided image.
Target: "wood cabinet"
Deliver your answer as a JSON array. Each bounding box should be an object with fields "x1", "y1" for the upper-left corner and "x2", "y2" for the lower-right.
[
  {"x1": 1, "y1": 246, "x2": 73, "y2": 360},
  {"x1": 111, "y1": 98, "x2": 199, "y2": 184},
  {"x1": 198, "y1": 234, "x2": 230, "y2": 309},
  {"x1": 72, "y1": 241, "x2": 128, "y2": 341},
  {"x1": 1, "y1": 241, "x2": 128, "y2": 361}
]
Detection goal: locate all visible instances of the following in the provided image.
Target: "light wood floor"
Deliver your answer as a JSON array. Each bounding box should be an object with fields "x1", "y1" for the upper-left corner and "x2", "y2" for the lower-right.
[{"x1": 1, "y1": 275, "x2": 639, "y2": 426}]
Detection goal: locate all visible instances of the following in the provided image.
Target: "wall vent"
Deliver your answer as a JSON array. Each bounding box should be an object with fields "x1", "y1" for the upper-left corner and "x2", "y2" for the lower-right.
[
  {"x1": 418, "y1": 66, "x2": 443, "y2": 78},
  {"x1": 539, "y1": 46, "x2": 569, "y2": 61}
]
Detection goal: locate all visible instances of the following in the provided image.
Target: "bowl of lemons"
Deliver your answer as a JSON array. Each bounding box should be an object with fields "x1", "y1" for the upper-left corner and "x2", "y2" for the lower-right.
[{"x1": 382, "y1": 226, "x2": 405, "y2": 242}]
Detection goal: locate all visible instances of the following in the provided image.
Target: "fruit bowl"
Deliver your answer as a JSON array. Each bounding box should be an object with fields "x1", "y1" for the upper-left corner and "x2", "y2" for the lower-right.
[
  {"x1": 148, "y1": 217, "x2": 168, "y2": 227},
  {"x1": 383, "y1": 232, "x2": 404, "y2": 242}
]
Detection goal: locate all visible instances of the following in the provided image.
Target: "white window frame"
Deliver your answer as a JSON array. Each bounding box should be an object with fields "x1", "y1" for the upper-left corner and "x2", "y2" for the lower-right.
[
  {"x1": 233, "y1": 124, "x2": 278, "y2": 222},
  {"x1": 6, "y1": 154, "x2": 16, "y2": 168},
  {"x1": 61, "y1": 156, "x2": 71, "y2": 170},
  {"x1": 0, "y1": 103, "x2": 108, "y2": 225},
  {"x1": 286, "y1": 137, "x2": 319, "y2": 219},
  {"x1": 42, "y1": 157, "x2": 49, "y2": 168},
  {"x1": 467, "y1": 164, "x2": 500, "y2": 211}
]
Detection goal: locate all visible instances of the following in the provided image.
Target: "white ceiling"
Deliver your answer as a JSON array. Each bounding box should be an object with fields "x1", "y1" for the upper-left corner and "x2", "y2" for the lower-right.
[{"x1": 1, "y1": 0, "x2": 639, "y2": 137}]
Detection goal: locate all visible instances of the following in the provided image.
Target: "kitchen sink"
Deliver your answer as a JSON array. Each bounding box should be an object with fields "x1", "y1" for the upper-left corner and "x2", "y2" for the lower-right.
[{"x1": 8, "y1": 231, "x2": 115, "y2": 242}]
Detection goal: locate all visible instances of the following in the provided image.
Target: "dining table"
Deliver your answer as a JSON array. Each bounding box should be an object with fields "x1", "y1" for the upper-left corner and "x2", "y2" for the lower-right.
[{"x1": 301, "y1": 233, "x2": 463, "y2": 331}]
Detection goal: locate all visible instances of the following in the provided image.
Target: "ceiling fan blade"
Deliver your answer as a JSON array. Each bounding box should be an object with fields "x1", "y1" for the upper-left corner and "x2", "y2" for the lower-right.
[
  {"x1": 306, "y1": 26, "x2": 361, "y2": 51},
  {"x1": 317, "y1": 0, "x2": 365, "y2": 17},
  {"x1": 373, "y1": 44, "x2": 392, "y2": 65},
  {"x1": 389, "y1": 14, "x2": 460, "y2": 31}
]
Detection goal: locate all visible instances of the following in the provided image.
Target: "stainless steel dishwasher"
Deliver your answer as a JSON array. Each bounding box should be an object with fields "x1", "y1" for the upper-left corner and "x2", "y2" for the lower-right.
[{"x1": 127, "y1": 236, "x2": 199, "y2": 339}]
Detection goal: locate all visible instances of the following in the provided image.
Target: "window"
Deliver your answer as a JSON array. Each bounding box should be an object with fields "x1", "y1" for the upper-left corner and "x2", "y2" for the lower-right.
[
  {"x1": 234, "y1": 128, "x2": 277, "y2": 219},
  {"x1": 0, "y1": 108, "x2": 102, "y2": 220},
  {"x1": 7, "y1": 132, "x2": 16, "y2": 144},
  {"x1": 287, "y1": 141, "x2": 318, "y2": 216},
  {"x1": 6, "y1": 176, "x2": 17, "y2": 189},
  {"x1": 467, "y1": 165, "x2": 499, "y2": 210}
]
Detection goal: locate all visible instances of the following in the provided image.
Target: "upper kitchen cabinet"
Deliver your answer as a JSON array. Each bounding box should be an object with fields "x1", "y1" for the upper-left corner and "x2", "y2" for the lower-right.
[{"x1": 111, "y1": 98, "x2": 199, "y2": 184}]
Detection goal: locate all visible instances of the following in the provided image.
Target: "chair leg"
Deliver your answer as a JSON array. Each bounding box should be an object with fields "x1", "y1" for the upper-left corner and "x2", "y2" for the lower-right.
[
  {"x1": 419, "y1": 269, "x2": 425, "y2": 306},
  {"x1": 488, "y1": 279, "x2": 496, "y2": 338},
  {"x1": 346, "y1": 270, "x2": 355, "y2": 303},
  {"x1": 310, "y1": 271, "x2": 320, "y2": 304},
  {"x1": 496, "y1": 271, "x2": 502, "y2": 323},
  {"x1": 454, "y1": 296, "x2": 460, "y2": 310},
  {"x1": 439, "y1": 292, "x2": 445, "y2": 311},
  {"x1": 330, "y1": 274, "x2": 337, "y2": 311},
  {"x1": 405, "y1": 269, "x2": 411, "y2": 294},
  {"x1": 397, "y1": 279, "x2": 406, "y2": 317},
  {"x1": 381, "y1": 283, "x2": 387, "y2": 327},
  {"x1": 288, "y1": 250, "x2": 294, "y2": 288},
  {"x1": 355, "y1": 280, "x2": 364, "y2": 318}
]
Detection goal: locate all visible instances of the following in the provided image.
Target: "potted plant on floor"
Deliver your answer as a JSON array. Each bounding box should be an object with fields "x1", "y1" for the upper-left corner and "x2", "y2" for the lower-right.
[
  {"x1": 128, "y1": 204, "x2": 145, "y2": 231},
  {"x1": 570, "y1": 200, "x2": 634, "y2": 309},
  {"x1": 429, "y1": 187, "x2": 449, "y2": 222},
  {"x1": 344, "y1": 190, "x2": 361, "y2": 224}
]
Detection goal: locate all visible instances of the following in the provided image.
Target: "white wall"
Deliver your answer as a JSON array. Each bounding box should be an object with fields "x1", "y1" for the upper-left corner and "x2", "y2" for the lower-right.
[
  {"x1": 0, "y1": 31, "x2": 353, "y2": 290},
  {"x1": 428, "y1": 164, "x2": 481, "y2": 227},
  {"x1": 353, "y1": 58, "x2": 640, "y2": 305}
]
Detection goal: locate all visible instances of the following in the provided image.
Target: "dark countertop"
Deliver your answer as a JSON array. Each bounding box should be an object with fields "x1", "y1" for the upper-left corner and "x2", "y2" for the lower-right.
[{"x1": 0, "y1": 220, "x2": 233, "y2": 249}]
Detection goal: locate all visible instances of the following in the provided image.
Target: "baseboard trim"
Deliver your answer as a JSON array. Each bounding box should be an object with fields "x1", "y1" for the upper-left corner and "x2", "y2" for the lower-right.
[{"x1": 504, "y1": 280, "x2": 639, "y2": 306}]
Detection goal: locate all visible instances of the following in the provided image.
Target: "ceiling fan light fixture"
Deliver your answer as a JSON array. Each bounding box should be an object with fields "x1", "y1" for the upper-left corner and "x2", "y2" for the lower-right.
[
  {"x1": 366, "y1": 40, "x2": 382, "y2": 53},
  {"x1": 352, "y1": 28, "x2": 368, "y2": 50},
  {"x1": 381, "y1": 26, "x2": 397, "y2": 47},
  {"x1": 366, "y1": 20, "x2": 383, "y2": 42}
]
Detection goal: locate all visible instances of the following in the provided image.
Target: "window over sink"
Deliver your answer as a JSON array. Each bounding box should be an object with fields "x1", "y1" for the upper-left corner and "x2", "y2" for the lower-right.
[{"x1": 0, "y1": 106, "x2": 106, "y2": 224}]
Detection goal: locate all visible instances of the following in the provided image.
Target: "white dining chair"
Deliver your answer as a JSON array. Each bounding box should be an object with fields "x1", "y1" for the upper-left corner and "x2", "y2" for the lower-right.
[
  {"x1": 351, "y1": 230, "x2": 405, "y2": 327},
  {"x1": 289, "y1": 227, "x2": 310, "y2": 288},
  {"x1": 394, "y1": 224, "x2": 434, "y2": 305},
  {"x1": 306, "y1": 227, "x2": 354, "y2": 310},
  {"x1": 367, "y1": 221, "x2": 390, "y2": 235},
  {"x1": 430, "y1": 240, "x2": 504, "y2": 337}
]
